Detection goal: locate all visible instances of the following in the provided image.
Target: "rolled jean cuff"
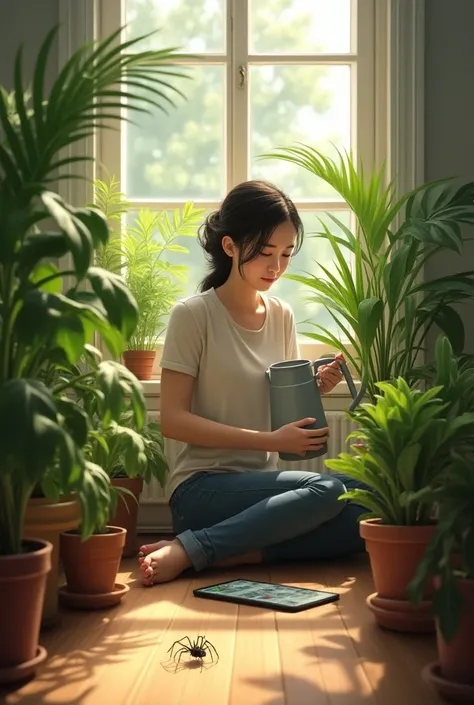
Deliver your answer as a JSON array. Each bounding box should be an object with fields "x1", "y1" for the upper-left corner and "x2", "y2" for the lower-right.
[{"x1": 176, "y1": 529, "x2": 210, "y2": 572}]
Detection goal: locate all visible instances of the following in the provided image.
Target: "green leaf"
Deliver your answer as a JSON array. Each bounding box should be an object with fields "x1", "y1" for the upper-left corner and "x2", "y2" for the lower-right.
[
  {"x1": 86, "y1": 267, "x2": 139, "y2": 341},
  {"x1": 73, "y1": 207, "x2": 109, "y2": 248},
  {"x1": 40, "y1": 191, "x2": 93, "y2": 277},
  {"x1": 14, "y1": 290, "x2": 87, "y2": 364},
  {"x1": 29, "y1": 261, "x2": 62, "y2": 293},
  {"x1": 95, "y1": 361, "x2": 146, "y2": 429},
  {"x1": 383, "y1": 245, "x2": 410, "y2": 311},
  {"x1": 0, "y1": 206, "x2": 48, "y2": 264},
  {"x1": 55, "y1": 397, "x2": 90, "y2": 447},
  {"x1": 408, "y1": 532, "x2": 443, "y2": 603},
  {"x1": 414, "y1": 272, "x2": 474, "y2": 295},
  {"x1": 54, "y1": 316, "x2": 87, "y2": 364},
  {"x1": 0, "y1": 379, "x2": 82, "y2": 484},
  {"x1": 358, "y1": 298, "x2": 384, "y2": 349},
  {"x1": 76, "y1": 461, "x2": 114, "y2": 537},
  {"x1": 432, "y1": 306, "x2": 465, "y2": 355},
  {"x1": 435, "y1": 572, "x2": 464, "y2": 643},
  {"x1": 15, "y1": 231, "x2": 69, "y2": 274},
  {"x1": 396, "y1": 443, "x2": 421, "y2": 491},
  {"x1": 67, "y1": 290, "x2": 126, "y2": 358}
]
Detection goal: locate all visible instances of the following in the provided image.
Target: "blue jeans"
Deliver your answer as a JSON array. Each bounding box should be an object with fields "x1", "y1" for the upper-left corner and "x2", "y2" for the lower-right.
[{"x1": 169, "y1": 469, "x2": 366, "y2": 571}]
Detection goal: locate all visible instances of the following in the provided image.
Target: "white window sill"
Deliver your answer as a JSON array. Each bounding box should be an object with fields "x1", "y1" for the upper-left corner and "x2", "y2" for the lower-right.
[
  {"x1": 141, "y1": 379, "x2": 362, "y2": 415},
  {"x1": 141, "y1": 378, "x2": 361, "y2": 396}
]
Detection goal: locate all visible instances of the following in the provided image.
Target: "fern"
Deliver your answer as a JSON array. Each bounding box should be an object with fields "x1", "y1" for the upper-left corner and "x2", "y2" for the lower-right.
[{"x1": 94, "y1": 178, "x2": 205, "y2": 349}]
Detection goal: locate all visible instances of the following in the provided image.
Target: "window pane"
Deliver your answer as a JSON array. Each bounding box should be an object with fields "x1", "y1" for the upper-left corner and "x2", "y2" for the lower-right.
[
  {"x1": 271, "y1": 210, "x2": 353, "y2": 339},
  {"x1": 125, "y1": 0, "x2": 226, "y2": 53},
  {"x1": 124, "y1": 66, "x2": 226, "y2": 200},
  {"x1": 249, "y1": 0, "x2": 351, "y2": 54},
  {"x1": 249, "y1": 65, "x2": 351, "y2": 200}
]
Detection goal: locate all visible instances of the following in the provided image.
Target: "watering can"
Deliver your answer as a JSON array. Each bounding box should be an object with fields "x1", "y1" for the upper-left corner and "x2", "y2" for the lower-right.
[{"x1": 266, "y1": 356, "x2": 365, "y2": 462}]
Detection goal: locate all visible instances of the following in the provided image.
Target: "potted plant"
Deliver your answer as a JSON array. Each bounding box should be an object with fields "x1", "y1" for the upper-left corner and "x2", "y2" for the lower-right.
[
  {"x1": 261, "y1": 145, "x2": 474, "y2": 400},
  {"x1": 107, "y1": 418, "x2": 168, "y2": 557},
  {"x1": 58, "y1": 357, "x2": 155, "y2": 608},
  {"x1": 94, "y1": 178, "x2": 204, "y2": 380},
  {"x1": 0, "y1": 25, "x2": 189, "y2": 683},
  {"x1": 75, "y1": 377, "x2": 169, "y2": 557},
  {"x1": 25, "y1": 350, "x2": 149, "y2": 623},
  {"x1": 408, "y1": 453, "x2": 474, "y2": 703},
  {"x1": 326, "y1": 338, "x2": 474, "y2": 632}
]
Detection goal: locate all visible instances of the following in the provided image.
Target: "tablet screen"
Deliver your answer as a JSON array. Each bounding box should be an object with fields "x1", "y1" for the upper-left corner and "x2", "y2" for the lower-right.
[{"x1": 194, "y1": 579, "x2": 339, "y2": 610}]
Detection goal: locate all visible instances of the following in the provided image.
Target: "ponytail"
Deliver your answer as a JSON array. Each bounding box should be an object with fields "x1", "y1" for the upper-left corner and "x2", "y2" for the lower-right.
[{"x1": 198, "y1": 211, "x2": 232, "y2": 291}]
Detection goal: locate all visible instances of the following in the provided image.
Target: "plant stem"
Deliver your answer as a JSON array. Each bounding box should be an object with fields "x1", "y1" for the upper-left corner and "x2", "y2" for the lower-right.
[
  {"x1": 0, "y1": 474, "x2": 31, "y2": 555},
  {"x1": 0, "y1": 265, "x2": 13, "y2": 384},
  {"x1": 52, "y1": 371, "x2": 95, "y2": 394},
  {"x1": 33, "y1": 270, "x2": 76, "y2": 289}
]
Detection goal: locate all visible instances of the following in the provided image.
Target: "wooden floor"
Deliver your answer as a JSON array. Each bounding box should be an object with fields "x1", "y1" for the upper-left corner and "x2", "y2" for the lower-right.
[{"x1": 4, "y1": 541, "x2": 442, "y2": 705}]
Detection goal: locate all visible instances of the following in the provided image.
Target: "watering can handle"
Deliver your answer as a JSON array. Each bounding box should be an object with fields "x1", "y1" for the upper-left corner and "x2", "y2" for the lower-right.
[{"x1": 313, "y1": 357, "x2": 365, "y2": 411}]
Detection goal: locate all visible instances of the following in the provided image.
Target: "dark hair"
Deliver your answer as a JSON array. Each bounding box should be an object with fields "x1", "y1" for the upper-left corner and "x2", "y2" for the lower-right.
[{"x1": 198, "y1": 180, "x2": 304, "y2": 292}]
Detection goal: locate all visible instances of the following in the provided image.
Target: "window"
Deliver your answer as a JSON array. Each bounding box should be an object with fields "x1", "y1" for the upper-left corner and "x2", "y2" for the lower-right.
[{"x1": 98, "y1": 0, "x2": 378, "y2": 377}]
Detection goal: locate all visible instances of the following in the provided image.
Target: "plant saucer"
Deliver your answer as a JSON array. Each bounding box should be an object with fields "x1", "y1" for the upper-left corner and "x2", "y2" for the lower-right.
[
  {"x1": 0, "y1": 646, "x2": 47, "y2": 686},
  {"x1": 423, "y1": 662, "x2": 474, "y2": 703},
  {"x1": 59, "y1": 582, "x2": 129, "y2": 610},
  {"x1": 366, "y1": 592, "x2": 435, "y2": 633}
]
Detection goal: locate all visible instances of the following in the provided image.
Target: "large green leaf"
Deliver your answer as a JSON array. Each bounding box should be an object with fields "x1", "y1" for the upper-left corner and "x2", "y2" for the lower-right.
[
  {"x1": 14, "y1": 290, "x2": 88, "y2": 364},
  {"x1": 15, "y1": 231, "x2": 70, "y2": 274},
  {"x1": 77, "y1": 461, "x2": 115, "y2": 537},
  {"x1": 431, "y1": 305, "x2": 465, "y2": 355},
  {"x1": 86, "y1": 267, "x2": 139, "y2": 342},
  {"x1": 55, "y1": 397, "x2": 90, "y2": 447},
  {"x1": 0, "y1": 379, "x2": 82, "y2": 484},
  {"x1": 95, "y1": 360, "x2": 146, "y2": 430},
  {"x1": 358, "y1": 298, "x2": 383, "y2": 349}
]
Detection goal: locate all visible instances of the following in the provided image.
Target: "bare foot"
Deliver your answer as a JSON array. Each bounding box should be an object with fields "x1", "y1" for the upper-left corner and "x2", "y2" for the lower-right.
[{"x1": 138, "y1": 539, "x2": 192, "y2": 586}]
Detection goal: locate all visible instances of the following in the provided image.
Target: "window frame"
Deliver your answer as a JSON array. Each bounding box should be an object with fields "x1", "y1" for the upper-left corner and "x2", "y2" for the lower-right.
[{"x1": 58, "y1": 0, "x2": 425, "y2": 405}]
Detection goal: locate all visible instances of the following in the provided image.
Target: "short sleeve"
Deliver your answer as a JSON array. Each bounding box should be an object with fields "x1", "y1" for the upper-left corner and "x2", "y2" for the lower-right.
[
  {"x1": 160, "y1": 302, "x2": 203, "y2": 377},
  {"x1": 286, "y1": 305, "x2": 301, "y2": 360}
]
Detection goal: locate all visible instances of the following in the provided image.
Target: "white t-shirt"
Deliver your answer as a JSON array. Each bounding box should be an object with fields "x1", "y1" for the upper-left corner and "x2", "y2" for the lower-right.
[{"x1": 160, "y1": 287, "x2": 300, "y2": 497}]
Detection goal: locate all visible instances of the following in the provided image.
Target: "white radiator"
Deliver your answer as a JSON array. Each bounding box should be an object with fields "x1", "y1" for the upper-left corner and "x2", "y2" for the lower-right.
[{"x1": 137, "y1": 411, "x2": 356, "y2": 532}]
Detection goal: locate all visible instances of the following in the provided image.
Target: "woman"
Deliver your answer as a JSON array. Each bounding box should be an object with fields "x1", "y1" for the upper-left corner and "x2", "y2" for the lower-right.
[{"x1": 139, "y1": 180, "x2": 365, "y2": 586}]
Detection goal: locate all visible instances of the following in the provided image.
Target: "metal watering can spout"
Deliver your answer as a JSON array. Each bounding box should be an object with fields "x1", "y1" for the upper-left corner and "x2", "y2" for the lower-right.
[{"x1": 313, "y1": 356, "x2": 365, "y2": 412}]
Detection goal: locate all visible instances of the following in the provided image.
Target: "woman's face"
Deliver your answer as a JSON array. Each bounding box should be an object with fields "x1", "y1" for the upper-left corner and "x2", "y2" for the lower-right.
[{"x1": 226, "y1": 220, "x2": 298, "y2": 292}]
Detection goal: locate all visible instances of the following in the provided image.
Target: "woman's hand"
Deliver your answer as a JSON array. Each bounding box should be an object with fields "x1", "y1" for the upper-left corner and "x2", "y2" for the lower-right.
[
  {"x1": 268, "y1": 417, "x2": 329, "y2": 456},
  {"x1": 317, "y1": 353, "x2": 345, "y2": 394}
]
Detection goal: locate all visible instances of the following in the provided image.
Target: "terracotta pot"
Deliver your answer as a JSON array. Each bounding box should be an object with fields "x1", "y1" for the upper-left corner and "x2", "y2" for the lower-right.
[
  {"x1": 60, "y1": 526, "x2": 126, "y2": 596},
  {"x1": 23, "y1": 495, "x2": 81, "y2": 629},
  {"x1": 122, "y1": 350, "x2": 156, "y2": 380},
  {"x1": 0, "y1": 539, "x2": 52, "y2": 684},
  {"x1": 360, "y1": 518, "x2": 436, "y2": 600},
  {"x1": 110, "y1": 477, "x2": 143, "y2": 557},
  {"x1": 437, "y1": 578, "x2": 474, "y2": 685}
]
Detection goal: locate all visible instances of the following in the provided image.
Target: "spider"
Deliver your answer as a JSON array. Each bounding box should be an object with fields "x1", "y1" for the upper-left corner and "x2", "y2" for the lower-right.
[{"x1": 167, "y1": 635, "x2": 219, "y2": 667}]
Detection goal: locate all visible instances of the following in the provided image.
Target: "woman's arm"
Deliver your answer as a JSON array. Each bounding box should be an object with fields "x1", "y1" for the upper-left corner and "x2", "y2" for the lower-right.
[{"x1": 160, "y1": 368, "x2": 273, "y2": 451}]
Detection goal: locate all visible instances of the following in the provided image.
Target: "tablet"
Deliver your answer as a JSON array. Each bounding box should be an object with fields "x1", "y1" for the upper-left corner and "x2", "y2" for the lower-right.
[{"x1": 193, "y1": 578, "x2": 340, "y2": 613}]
